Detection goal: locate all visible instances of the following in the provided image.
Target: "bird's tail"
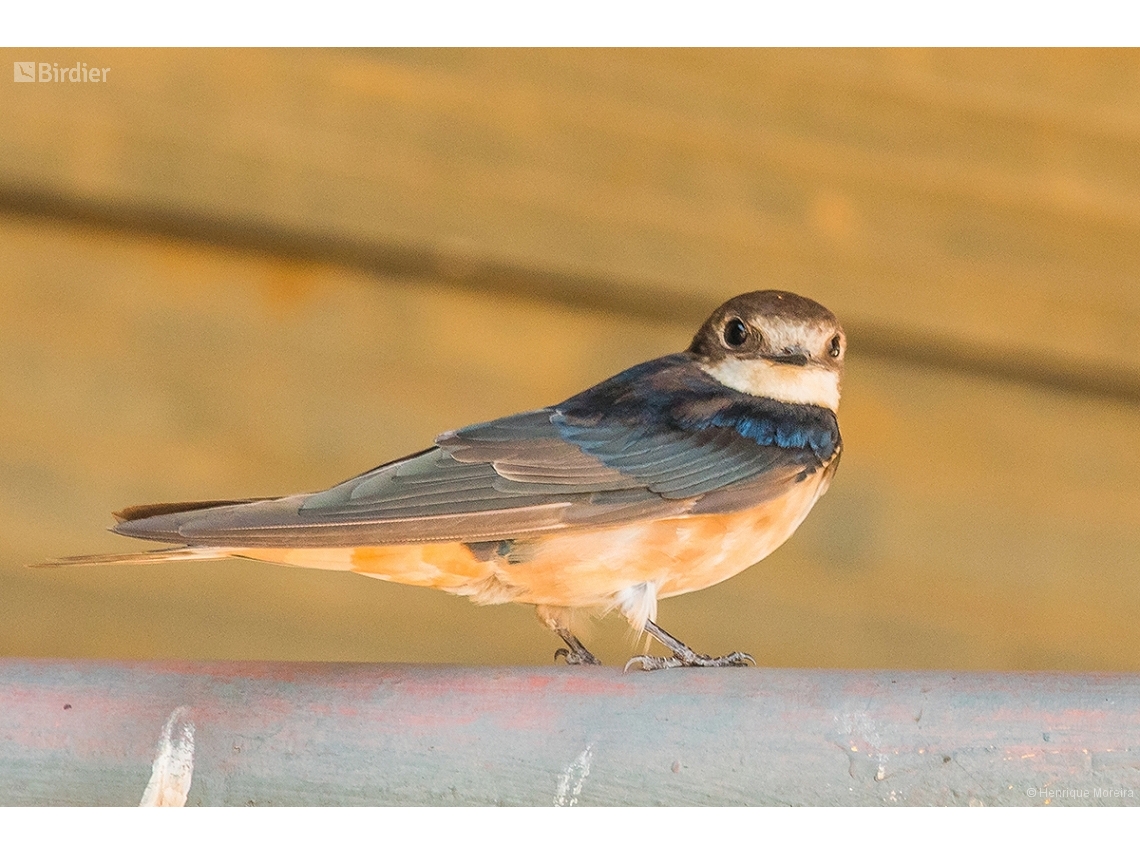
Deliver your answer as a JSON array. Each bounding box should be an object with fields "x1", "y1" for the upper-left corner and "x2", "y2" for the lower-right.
[{"x1": 31, "y1": 547, "x2": 231, "y2": 568}]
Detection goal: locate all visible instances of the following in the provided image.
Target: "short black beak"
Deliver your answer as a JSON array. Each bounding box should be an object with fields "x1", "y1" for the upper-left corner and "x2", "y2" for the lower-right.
[{"x1": 768, "y1": 352, "x2": 809, "y2": 366}]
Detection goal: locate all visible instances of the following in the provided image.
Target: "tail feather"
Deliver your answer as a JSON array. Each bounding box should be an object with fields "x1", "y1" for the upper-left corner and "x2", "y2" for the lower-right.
[{"x1": 31, "y1": 547, "x2": 231, "y2": 568}]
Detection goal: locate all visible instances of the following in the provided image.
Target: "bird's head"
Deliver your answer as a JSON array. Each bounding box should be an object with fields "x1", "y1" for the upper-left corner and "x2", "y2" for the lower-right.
[{"x1": 688, "y1": 290, "x2": 845, "y2": 411}]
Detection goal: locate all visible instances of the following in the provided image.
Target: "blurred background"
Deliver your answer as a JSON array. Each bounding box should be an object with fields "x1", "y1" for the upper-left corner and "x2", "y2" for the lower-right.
[{"x1": 1, "y1": 48, "x2": 1138, "y2": 669}]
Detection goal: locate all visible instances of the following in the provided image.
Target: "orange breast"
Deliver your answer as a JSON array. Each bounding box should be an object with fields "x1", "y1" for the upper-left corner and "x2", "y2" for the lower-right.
[{"x1": 238, "y1": 466, "x2": 832, "y2": 612}]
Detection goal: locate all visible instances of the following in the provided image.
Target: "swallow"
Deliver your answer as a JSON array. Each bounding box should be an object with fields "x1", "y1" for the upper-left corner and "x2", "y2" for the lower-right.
[{"x1": 44, "y1": 290, "x2": 844, "y2": 671}]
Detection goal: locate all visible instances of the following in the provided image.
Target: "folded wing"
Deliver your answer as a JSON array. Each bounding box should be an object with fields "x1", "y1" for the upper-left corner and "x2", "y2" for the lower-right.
[{"x1": 114, "y1": 358, "x2": 838, "y2": 548}]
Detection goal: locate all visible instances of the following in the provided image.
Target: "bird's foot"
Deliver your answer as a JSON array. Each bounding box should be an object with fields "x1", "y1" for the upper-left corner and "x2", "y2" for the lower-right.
[
  {"x1": 555, "y1": 646, "x2": 603, "y2": 666},
  {"x1": 624, "y1": 618, "x2": 755, "y2": 672},
  {"x1": 624, "y1": 650, "x2": 754, "y2": 672},
  {"x1": 553, "y1": 629, "x2": 602, "y2": 665}
]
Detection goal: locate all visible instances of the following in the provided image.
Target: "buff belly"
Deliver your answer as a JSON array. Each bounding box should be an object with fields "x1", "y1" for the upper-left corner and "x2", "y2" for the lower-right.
[{"x1": 237, "y1": 467, "x2": 830, "y2": 617}]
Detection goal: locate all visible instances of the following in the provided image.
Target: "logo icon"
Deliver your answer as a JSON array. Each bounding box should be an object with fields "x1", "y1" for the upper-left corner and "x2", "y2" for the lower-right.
[{"x1": 13, "y1": 62, "x2": 36, "y2": 83}]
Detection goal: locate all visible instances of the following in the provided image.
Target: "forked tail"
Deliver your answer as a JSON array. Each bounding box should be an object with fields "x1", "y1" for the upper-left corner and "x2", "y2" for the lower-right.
[{"x1": 31, "y1": 547, "x2": 231, "y2": 568}]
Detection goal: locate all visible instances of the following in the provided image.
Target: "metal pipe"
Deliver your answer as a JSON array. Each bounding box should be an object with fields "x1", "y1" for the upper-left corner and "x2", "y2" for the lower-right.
[{"x1": 1, "y1": 660, "x2": 1137, "y2": 805}]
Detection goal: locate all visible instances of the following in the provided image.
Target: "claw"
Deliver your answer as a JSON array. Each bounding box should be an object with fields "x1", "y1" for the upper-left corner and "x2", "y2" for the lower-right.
[{"x1": 555, "y1": 645, "x2": 602, "y2": 666}]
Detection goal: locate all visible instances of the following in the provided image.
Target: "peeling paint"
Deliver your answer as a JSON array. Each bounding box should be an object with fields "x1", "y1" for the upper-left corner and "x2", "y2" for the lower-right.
[
  {"x1": 837, "y1": 709, "x2": 889, "y2": 784},
  {"x1": 140, "y1": 706, "x2": 195, "y2": 807}
]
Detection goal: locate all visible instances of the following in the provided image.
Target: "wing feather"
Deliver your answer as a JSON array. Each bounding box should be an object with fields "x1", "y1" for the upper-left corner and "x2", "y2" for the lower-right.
[{"x1": 113, "y1": 355, "x2": 839, "y2": 548}]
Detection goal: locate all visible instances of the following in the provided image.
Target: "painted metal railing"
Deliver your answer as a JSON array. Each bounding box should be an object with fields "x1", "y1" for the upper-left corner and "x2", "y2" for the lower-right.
[{"x1": 1, "y1": 660, "x2": 1138, "y2": 805}]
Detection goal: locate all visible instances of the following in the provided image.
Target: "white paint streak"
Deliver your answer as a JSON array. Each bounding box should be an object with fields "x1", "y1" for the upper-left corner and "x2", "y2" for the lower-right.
[
  {"x1": 554, "y1": 744, "x2": 594, "y2": 807},
  {"x1": 140, "y1": 706, "x2": 195, "y2": 807},
  {"x1": 837, "y1": 709, "x2": 889, "y2": 785}
]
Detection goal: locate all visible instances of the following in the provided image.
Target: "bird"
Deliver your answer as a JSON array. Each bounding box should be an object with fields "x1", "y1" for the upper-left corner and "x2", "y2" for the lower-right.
[{"x1": 43, "y1": 290, "x2": 845, "y2": 671}]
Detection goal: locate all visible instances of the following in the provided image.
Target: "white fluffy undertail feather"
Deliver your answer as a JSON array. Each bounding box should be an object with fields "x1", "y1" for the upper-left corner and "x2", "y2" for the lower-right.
[
  {"x1": 32, "y1": 547, "x2": 231, "y2": 568},
  {"x1": 617, "y1": 581, "x2": 659, "y2": 634}
]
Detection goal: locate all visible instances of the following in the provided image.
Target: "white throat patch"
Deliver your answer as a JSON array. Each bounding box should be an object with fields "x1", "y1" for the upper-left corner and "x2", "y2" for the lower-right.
[{"x1": 700, "y1": 359, "x2": 841, "y2": 411}]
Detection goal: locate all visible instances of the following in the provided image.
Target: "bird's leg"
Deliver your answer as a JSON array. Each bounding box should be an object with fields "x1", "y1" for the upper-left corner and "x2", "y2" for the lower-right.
[
  {"x1": 536, "y1": 605, "x2": 602, "y2": 666},
  {"x1": 624, "y1": 619, "x2": 755, "y2": 672},
  {"x1": 553, "y1": 628, "x2": 603, "y2": 666}
]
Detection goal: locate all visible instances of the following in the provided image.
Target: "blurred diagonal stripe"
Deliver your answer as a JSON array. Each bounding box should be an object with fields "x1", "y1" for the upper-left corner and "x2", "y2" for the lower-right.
[{"x1": 2, "y1": 179, "x2": 1138, "y2": 404}]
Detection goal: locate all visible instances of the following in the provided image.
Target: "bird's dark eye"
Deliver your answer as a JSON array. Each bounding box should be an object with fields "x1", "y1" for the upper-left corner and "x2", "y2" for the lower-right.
[
  {"x1": 723, "y1": 318, "x2": 750, "y2": 348},
  {"x1": 828, "y1": 335, "x2": 842, "y2": 358}
]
